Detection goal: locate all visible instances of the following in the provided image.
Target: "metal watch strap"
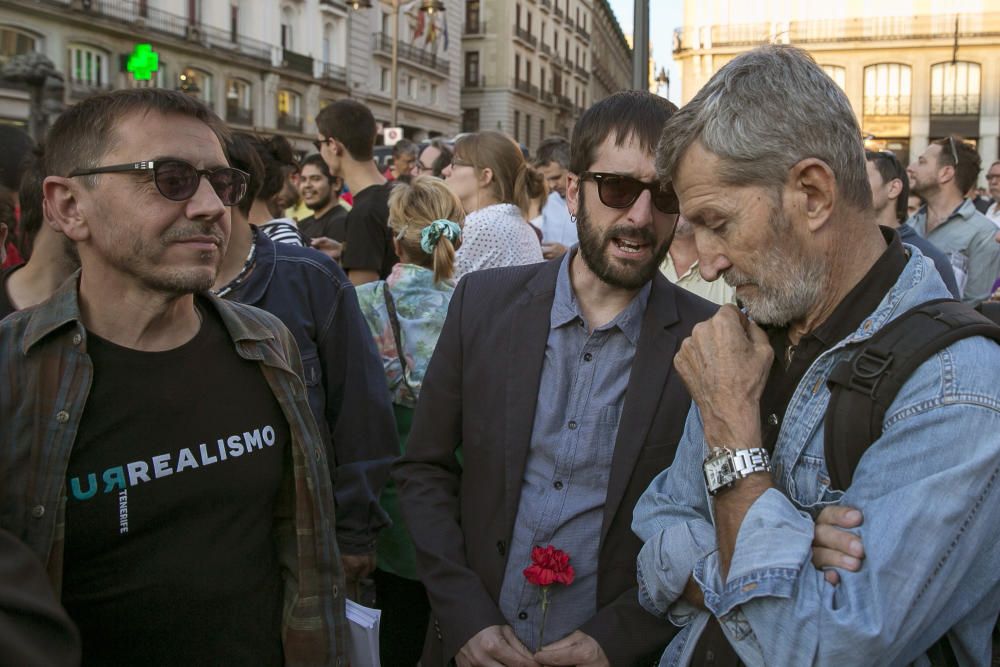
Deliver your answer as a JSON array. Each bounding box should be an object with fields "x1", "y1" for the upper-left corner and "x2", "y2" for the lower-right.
[{"x1": 703, "y1": 447, "x2": 771, "y2": 495}]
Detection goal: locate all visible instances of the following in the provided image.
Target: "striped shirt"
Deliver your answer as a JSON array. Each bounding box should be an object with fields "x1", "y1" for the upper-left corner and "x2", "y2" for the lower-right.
[
  {"x1": 259, "y1": 217, "x2": 305, "y2": 246},
  {"x1": 0, "y1": 273, "x2": 349, "y2": 666}
]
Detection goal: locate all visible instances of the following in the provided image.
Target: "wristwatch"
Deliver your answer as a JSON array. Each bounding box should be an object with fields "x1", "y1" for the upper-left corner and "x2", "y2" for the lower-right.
[{"x1": 703, "y1": 447, "x2": 771, "y2": 495}]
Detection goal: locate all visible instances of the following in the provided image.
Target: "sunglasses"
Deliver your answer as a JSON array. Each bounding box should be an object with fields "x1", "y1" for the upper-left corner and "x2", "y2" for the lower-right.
[
  {"x1": 69, "y1": 159, "x2": 249, "y2": 207},
  {"x1": 450, "y1": 158, "x2": 474, "y2": 168},
  {"x1": 947, "y1": 136, "x2": 959, "y2": 166},
  {"x1": 579, "y1": 172, "x2": 679, "y2": 214}
]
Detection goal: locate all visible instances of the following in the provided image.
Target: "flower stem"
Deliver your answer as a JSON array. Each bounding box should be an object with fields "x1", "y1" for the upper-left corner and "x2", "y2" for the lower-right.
[{"x1": 537, "y1": 587, "x2": 549, "y2": 652}]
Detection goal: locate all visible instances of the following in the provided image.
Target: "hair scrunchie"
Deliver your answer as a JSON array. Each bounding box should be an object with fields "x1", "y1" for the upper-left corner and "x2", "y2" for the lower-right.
[{"x1": 420, "y1": 219, "x2": 462, "y2": 254}]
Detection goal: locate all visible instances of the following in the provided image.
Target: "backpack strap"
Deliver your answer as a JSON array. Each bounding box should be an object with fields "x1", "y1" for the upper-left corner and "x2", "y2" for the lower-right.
[
  {"x1": 382, "y1": 281, "x2": 416, "y2": 397},
  {"x1": 824, "y1": 298, "x2": 1000, "y2": 491}
]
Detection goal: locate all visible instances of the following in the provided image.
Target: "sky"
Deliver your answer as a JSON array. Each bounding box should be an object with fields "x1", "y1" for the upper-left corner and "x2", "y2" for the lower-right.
[{"x1": 606, "y1": 0, "x2": 684, "y2": 105}]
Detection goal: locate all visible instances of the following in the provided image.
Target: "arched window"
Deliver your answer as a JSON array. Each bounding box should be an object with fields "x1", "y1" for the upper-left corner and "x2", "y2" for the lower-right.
[
  {"x1": 863, "y1": 63, "x2": 911, "y2": 116},
  {"x1": 930, "y1": 61, "x2": 981, "y2": 115},
  {"x1": 225, "y1": 78, "x2": 252, "y2": 125},
  {"x1": 0, "y1": 27, "x2": 37, "y2": 66},
  {"x1": 277, "y1": 89, "x2": 303, "y2": 132},
  {"x1": 179, "y1": 67, "x2": 213, "y2": 106},
  {"x1": 821, "y1": 65, "x2": 846, "y2": 91},
  {"x1": 67, "y1": 44, "x2": 110, "y2": 89}
]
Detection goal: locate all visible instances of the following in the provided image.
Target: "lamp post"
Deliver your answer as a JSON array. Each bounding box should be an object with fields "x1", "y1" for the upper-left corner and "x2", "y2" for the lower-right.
[{"x1": 348, "y1": 0, "x2": 445, "y2": 131}]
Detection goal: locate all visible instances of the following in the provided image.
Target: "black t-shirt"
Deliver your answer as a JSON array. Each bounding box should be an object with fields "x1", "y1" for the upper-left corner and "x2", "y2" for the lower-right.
[
  {"x1": 341, "y1": 182, "x2": 399, "y2": 279},
  {"x1": 299, "y1": 203, "x2": 349, "y2": 245},
  {"x1": 62, "y1": 297, "x2": 288, "y2": 666},
  {"x1": 0, "y1": 265, "x2": 22, "y2": 321}
]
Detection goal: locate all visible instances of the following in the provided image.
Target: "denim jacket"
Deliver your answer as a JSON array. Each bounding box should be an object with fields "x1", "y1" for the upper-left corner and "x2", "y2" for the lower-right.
[
  {"x1": 0, "y1": 273, "x2": 348, "y2": 665},
  {"x1": 633, "y1": 247, "x2": 1000, "y2": 666}
]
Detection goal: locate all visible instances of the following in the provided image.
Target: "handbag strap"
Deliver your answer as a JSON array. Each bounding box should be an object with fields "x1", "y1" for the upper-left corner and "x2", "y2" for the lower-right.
[{"x1": 382, "y1": 282, "x2": 416, "y2": 395}]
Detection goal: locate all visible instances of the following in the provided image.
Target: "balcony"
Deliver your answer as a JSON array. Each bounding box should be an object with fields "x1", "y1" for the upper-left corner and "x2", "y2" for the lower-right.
[
  {"x1": 558, "y1": 94, "x2": 573, "y2": 109},
  {"x1": 226, "y1": 104, "x2": 253, "y2": 126},
  {"x1": 322, "y1": 62, "x2": 347, "y2": 84},
  {"x1": 539, "y1": 90, "x2": 554, "y2": 104},
  {"x1": 463, "y1": 75, "x2": 487, "y2": 89},
  {"x1": 372, "y1": 32, "x2": 450, "y2": 76},
  {"x1": 67, "y1": 81, "x2": 113, "y2": 100},
  {"x1": 575, "y1": 64, "x2": 589, "y2": 80},
  {"x1": 673, "y1": 12, "x2": 1000, "y2": 53},
  {"x1": 539, "y1": 42, "x2": 552, "y2": 58},
  {"x1": 514, "y1": 26, "x2": 538, "y2": 48},
  {"x1": 863, "y1": 96, "x2": 912, "y2": 117},
  {"x1": 931, "y1": 94, "x2": 981, "y2": 115},
  {"x1": 465, "y1": 21, "x2": 487, "y2": 36},
  {"x1": 576, "y1": 25, "x2": 590, "y2": 40},
  {"x1": 553, "y1": 5, "x2": 564, "y2": 21},
  {"x1": 539, "y1": 0, "x2": 551, "y2": 11},
  {"x1": 566, "y1": 16, "x2": 575, "y2": 30},
  {"x1": 282, "y1": 49, "x2": 314, "y2": 75},
  {"x1": 514, "y1": 79, "x2": 539, "y2": 98},
  {"x1": 319, "y1": 0, "x2": 346, "y2": 8},
  {"x1": 277, "y1": 114, "x2": 303, "y2": 133},
  {"x1": 63, "y1": 0, "x2": 273, "y2": 62}
]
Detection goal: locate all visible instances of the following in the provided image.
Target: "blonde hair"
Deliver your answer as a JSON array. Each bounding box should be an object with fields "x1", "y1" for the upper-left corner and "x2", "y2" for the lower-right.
[
  {"x1": 388, "y1": 176, "x2": 464, "y2": 283},
  {"x1": 453, "y1": 130, "x2": 543, "y2": 217}
]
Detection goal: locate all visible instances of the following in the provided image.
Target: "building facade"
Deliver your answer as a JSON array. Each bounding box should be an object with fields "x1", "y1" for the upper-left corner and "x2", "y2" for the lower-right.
[
  {"x1": 459, "y1": 0, "x2": 632, "y2": 152},
  {"x1": 0, "y1": 0, "x2": 461, "y2": 150},
  {"x1": 672, "y1": 1, "x2": 1000, "y2": 172}
]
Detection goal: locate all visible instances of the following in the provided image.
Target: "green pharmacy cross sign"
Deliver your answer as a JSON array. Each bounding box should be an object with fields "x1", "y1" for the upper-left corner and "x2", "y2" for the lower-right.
[{"x1": 127, "y1": 43, "x2": 159, "y2": 81}]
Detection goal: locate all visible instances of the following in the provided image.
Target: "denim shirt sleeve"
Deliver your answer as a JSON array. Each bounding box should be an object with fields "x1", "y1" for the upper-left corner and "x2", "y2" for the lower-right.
[
  {"x1": 633, "y1": 405, "x2": 718, "y2": 624},
  {"x1": 695, "y1": 342, "x2": 1000, "y2": 666},
  {"x1": 318, "y1": 277, "x2": 397, "y2": 553}
]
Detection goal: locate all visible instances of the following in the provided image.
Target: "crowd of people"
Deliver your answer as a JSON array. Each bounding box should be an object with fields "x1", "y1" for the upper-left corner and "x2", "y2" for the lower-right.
[{"x1": 0, "y1": 43, "x2": 999, "y2": 667}]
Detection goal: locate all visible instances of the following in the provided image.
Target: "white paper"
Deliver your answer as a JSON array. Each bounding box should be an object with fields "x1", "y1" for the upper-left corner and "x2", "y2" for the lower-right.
[{"x1": 346, "y1": 599, "x2": 381, "y2": 667}]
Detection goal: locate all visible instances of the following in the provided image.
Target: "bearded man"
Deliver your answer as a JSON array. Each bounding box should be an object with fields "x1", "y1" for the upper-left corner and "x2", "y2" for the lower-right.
[{"x1": 392, "y1": 91, "x2": 716, "y2": 667}]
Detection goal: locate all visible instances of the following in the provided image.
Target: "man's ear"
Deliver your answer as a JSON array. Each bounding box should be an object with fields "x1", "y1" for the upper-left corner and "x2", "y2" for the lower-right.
[
  {"x1": 566, "y1": 172, "x2": 580, "y2": 217},
  {"x1": 887, "y1": 177, "x2": 904, "y2": 201},
  {"x1": 786, "y1": 158, "x2": 837, "y2": 232},
  {"x1": 44, "y1": 176, "x2": 91, "y2": 243}
]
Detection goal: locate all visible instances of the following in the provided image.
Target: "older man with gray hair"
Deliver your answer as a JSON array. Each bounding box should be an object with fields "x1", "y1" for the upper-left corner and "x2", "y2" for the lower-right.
[{"x1": 633, "y1": 45, "x2": 1000, "y2": 666}]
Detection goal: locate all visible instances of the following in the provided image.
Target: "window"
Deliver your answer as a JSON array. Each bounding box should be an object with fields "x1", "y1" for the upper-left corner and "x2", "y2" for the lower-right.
[
  {"x1": 323, "y1": 23, "x2": 333, "y2": 64},
  {"x1": 179, "y1": 67, "x2": 213, "y2": 106},
  {"x1": 465, "y1": 51, "x2": 480, "y2": 86},
  {"x1": 526, "y1": 61, "x2": 532, "y2": 86},
  {"x1": 540, "y1": 118, "x2": 545, "y2": 141},
  {"x1": 516, "y1": 4, "x2": 522, "y2": 30},
  {"x1": 430, "y1": 83, "x2": 439, "y2": 105},
  {"x1": 407, "y1": 75, "x2": 418, "y2": 100},
  {"x1": 462, "y1": 108, "x2": 480, "y2": 133},
  {"x1": 380, "y1": 67, "x2": 390, "y2": 92},
  {"x1": 278, "y1": 89, "x2": 301, "y2": 119},
  {"x1": 67, "y1": 44, "x2": 109, "y2": 88},
  {"x1": 226, "y1": 78, "x2": 252, "y2": 124},
  {"x1": 466, "y1": 0, "x2": 480, "y2": 30},
  {"x1": 527, "y1": 11, "x2": 532, "y2": 35},
  {"x1": 0, "y1": 27, "x2": 36, "y2": 66},
  {"x1": 514, "y1": 110, "x2": 520, "y2": 142},
  {"x1": 280, "y1": 5, "x2": 294, "y2": 49},
  {"x1": 863, "y1": 63, "x2": 911, "y2": 116},
  {"x1": 526, "y1": 113, "x2": 532, "y2": 148},
  {"x1": 930, "y1": 61, "x2": 981, "y2": 115},
  {"x1": 230, "y1": 1, "x2": 239, "y2": 41},
  {"x1": 515, "y1": 54, "x2": 520, "y2": 82},
  {"x1": 821, "y1": 64, "x2": 846, "y2": 91}
]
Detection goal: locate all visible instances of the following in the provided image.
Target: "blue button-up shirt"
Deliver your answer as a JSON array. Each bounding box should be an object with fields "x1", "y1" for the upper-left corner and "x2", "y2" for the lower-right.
[{"x1": 498, "y1": 250, "x2": 650, "y2": 649}]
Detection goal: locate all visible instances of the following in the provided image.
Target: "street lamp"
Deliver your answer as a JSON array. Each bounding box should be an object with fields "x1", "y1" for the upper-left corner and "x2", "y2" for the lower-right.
[{"x1": 349, "y1": 0, "x2": 446, "y2": 130}]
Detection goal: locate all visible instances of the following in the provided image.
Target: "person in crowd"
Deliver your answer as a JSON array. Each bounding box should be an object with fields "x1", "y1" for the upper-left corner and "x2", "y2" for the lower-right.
[
  {"x1": 907, "y1": 136, "x2": 1000, "y2": 304},
  {"x1": 278, "y1": 161, "x2": 311, "y2": 222},
  {"x1": 865, "y1": 149, "x2": 959, "y2": 297},
  {"x1": 355, "y1": 176, "x2": 464, "y2": 667},
  {"x1": 983, "y1": 160, "x2": 1000, "y2": 227},
  {"x1": 0, "y1": 125, "x2": 34, "y2": 268},
  {"x1": 315, "y1": 99, "x2": 398, "y2": 284},
  {"x1": 415, "y1": 138, "x2": 453, "y2": 178},
  {"x1": 394, "y1": 90, "x2": 716, "y2": 667},
  {"x1": 533, "y1": 136, "x2": 579, "y2": 259},
  {"x1": 907, "y1": 192, "x2": 924, "y2": 219},
  {"x1": 442, "y1": 130, "x2": 544, "y2": 277},
  {"x1": 251, "y1": 135, "x2": 306, "y2": 247},
  {"x1": 660, "y1": 215, "x2": 736, "y2": 305},
  {"x1": 388, "y1": 139, "x2": 419, "y2": 183},
  {"x1": 0, "y1": 194, "x2": 9, "y2": 266},
  {"x1": 634, "y1": 44, "x2": 1000, "y2": 666},
  {"x1": 1, "y1": 146, "x2": 80, "y2": 320},
  {"x1": 0, "y1": 88, "x2": 350, "y2": 664},
  {"x1": 525, "y1": 174, "x2": 549, "y2": 236},
  {"x1": 297, "y1": 153, "x2": 350, "y2": 244},
  {"x1": 216, "y1": 131, "x2": 397, "y2": 588}
]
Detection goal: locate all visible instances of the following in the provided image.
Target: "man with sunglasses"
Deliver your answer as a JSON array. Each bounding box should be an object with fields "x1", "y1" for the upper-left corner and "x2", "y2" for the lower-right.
[
  {"x1": 394, "y1": 90, "x2": 716, "y2": 667},
  {"x1": 907, "y1": 136, "x2": 1000, "y2": 305},
  {"x1": 0, "y1": 89, "x2": 350, "y2": 666}
]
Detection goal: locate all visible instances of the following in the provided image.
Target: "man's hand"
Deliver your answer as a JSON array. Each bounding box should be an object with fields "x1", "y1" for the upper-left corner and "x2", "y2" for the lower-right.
[
  {"x1": 534, "y1": 630, "x2": 609, "y2": 667},
  {"x1": 456, "y1": 625, "x2": 540, "y2": 667},
  {"x1": 541, "y1": 242, "x2": 568, "y2": 260},
  {"x1": 674, "y1": 305, "x2": 773, "y2": 445},
  {"x1": 310, "y1": 236, "x2": 342, "y2": 262},
  {"x1": 812, "y1": 505, "x2": 865, "y2": 585},
  {"x1": 341, "y1": 552, "x2": 376, "y2": 581}
]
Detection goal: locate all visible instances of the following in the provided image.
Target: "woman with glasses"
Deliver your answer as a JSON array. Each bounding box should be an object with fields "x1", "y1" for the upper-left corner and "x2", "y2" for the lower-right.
[
  {"x1": 442, "y1": 131, "x2": 544, "y2": 277},
  {"x1": 354, "y1": 176, "x2": 463, "y2": 666}
]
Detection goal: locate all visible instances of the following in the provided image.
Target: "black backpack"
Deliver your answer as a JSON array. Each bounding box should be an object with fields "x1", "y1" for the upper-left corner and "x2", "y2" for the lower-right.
[{"x1": 823, "y1": 298, "x2": 1000, "y2": 667}]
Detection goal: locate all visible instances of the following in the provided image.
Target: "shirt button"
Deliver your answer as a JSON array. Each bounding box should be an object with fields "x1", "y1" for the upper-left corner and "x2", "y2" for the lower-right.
[
  {"x1": 568, "y1": 420, "x2": 578, "y2": 430},
  {"x1": 496, "y1": 540, "x2": 506, "y2": 556},
  {"x1": 583, "y1": 352, "x2": 593, "y2": 361},
  {"x1": 518, "y1": 611, "x2": 528, "y2": 620},
  {"x1": 553, "y1": 480, "x2": 563, "y2": 490},
  {"x1": 767, "y1": 413, "x2": 779, "y2": 426},
  {"x1": 71, "y1": 333, "x2": 82, "y2": 345},
  {"x1": 31, "y1": 505, "x2": 45, "y2": 519},
  {"x1": 332, "y1": 585, "x2": 339, "y2": 597},
  {"x1": 55, "y1": 410, "x2": 69, "y2": 423}
]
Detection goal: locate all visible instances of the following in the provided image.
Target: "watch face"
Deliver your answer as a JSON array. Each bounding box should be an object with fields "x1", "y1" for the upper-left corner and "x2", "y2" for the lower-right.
[{"x1": 705, "y1": 459, "x2": 734, "y2": 491}]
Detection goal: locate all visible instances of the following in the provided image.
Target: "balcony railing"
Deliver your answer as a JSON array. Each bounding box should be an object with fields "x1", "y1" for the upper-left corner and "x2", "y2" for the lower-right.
[
  {"x1": 514, "y1": 26, "x2": 538, "y2": 47},
  {"x1": 558, "y1": 94, "x2": 573, "y2": 109},
  {"x1": 67, "y1": 81, "x2": 113, "y2": 100},
  {"x1": 372, "y1": 32, "x2": 450, "y2": 75},
  {"x1": 931, "y1": 94, "x2": 981, "y2": 115},
  {"x1": 673, "y1": 12, "x2": 1000, "y2": 52},
  {"x1": 539, "y1": 0, "x2": 551, "y2": 11},
  {"x1": 63, "y1": 0, "x2": 273, "y2": 62},
  {"x1": 320, "y1": 0, "x2": 346, "y2": 8},
  {"x1": 282, "y1": 49, "x2": 314, "y2": 75},
  {"x1": 553, "y1": 5, "x2": 564, "y2": 20},
  {"x1": 863, "y1": 96, "x2": 912, "y2": 117},
  {"x1": 226, "y1": 104, "x2": 253, "y2": 125},
  {"x1": 514, "y1": 79, "x2": 539, "y2": 97},
  {"x1": 463, "y1": 75, "x2": 487, "y2": 89},
  {"x1": 277, "y1": 114, "x2": 303, "y2": 133},
  {"x1": 566, "y1": 16, "x2": 575, "y2": 30},
  {"x1": 539, "y1": 42, "x2": 552, "y2": 57},
  {"x1": 539, "y1": 90, "x2": 554, "y2": 104},
  {"x1": 576, "y1": 25, "x2": 590, "y2": 39},
  {"x1": 575, "y1": 64, "x2": 589, "y2": 79},
  {"x1": 465, "y1": 21, "x2": 487, "y2": 36},
  {"x1": 322, "y1": 62, "x2": 347, "y2": 84}
]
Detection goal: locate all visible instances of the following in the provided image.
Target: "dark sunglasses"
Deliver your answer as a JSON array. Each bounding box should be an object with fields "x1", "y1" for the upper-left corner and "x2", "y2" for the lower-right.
[
  {"x1": 946, "y1": 135, "x2": 959, "y2": 166},
  {"x1": 69, "y1": 159, "x2": 249, "y2": 207},
  {"x1": 579, "y1": 171, "x2": 679, "y2": 214}
]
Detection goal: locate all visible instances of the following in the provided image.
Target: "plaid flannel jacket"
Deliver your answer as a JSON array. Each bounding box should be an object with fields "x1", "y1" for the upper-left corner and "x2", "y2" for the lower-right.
[{"x1": 0, "y1": 274, "x2": 348, "y2": 666}]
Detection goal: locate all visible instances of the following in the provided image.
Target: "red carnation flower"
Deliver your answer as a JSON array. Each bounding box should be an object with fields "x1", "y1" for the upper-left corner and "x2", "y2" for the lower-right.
[{"x1": 522, "y1": 545, "x2": 575, "y2": 651}]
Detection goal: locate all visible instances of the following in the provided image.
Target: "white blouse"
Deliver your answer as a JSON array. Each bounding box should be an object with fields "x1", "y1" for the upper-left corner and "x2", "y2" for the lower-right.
[{"x1": 455, "y1": 203, "x2": 544, "y2": 278}]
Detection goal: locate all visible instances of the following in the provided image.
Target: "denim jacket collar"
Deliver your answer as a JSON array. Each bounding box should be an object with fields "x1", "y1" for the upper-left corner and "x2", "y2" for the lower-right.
[{"x1": 229, "y1": 225, "x2": 278, "y2": 306}]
